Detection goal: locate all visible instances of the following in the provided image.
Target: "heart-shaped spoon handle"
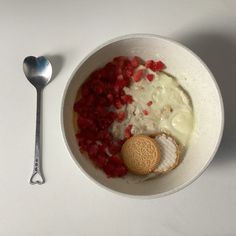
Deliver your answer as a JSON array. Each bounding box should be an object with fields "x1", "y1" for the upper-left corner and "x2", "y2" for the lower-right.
[
  {"x1": 30, "y1": 170, "x2": 45, "y2": 185},
  {"x1": 23, "y1": 56, "x2": 52, "y2": 185},
  {"x1": 29, "y1": 88, "x2": 45, "y2": 185}
]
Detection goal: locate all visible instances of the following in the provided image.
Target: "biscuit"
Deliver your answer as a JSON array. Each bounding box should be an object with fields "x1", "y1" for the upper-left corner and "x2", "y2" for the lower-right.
[
  {"x1": 121, "y1": 135, "x2": 161, "y2": 175},
  {"x1": 153, "y1": 132, "x2": 180, "y2": 174}
]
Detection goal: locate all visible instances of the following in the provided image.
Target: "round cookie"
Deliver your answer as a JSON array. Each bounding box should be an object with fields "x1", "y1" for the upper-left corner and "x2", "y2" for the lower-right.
[
  {"x1": 121, "y1": 135, "x2": 160, "y2": 175},
  {"x1": 153, "y1": 132, "x2": 180, "y2": 174}
]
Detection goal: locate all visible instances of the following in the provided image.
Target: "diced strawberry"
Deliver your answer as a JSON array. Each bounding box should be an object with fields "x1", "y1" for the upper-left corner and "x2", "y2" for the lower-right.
[
  {"x1": 116, "y1": 67, "x2": 122, "y2": 75},
  {"x1": 131, "y1": 56, "x2": 140, "y2": 68},
  {"x1": 114, "y1": 99, "x2": 123, "y2": 109},
  {"x1": 108, "y1": 111, "x2": 117, "y2": 121},
  {"x1": 96, "y1": 155, "x2": 107, "y2": 168},
  {"x1": 107, "y1": 93, "x2": 114, "y2": 103},
  {"x1": 97, "y1": 144, "x2": 108, "y2": 156},
  {"x1": 108, "y1": 142, "x2": 122, "y2": 155},
  {"x1": 98, "y1": 97, "x2": 109, "y2": 107},
  {"x1": 125, "y1": 68, "x2": 134, "y2": 77},
  {"x1": 121, "y1": 94, "x2": 133, "y2": 104},
  {"x1": 103, "y1": 163, "x2": 115, "y2": 177},
  {"x1": 143, "y1": 109, "x2": 149, "y2": 115},
  {"x1": 119, "y1": 89, "x2": 125, "y2": 97},
  {"x1": 152, "y1": 61, "x2": 165, "y2": 71},
  {"x1": 113, "y1": 56, "x2": 127, "y2": 67},
  {"x1": 87, "y1": 144, "x2": 98, "y2": 158},
  {"x1": 146, "y1": 74, "x2": 154, "y2": 81},
  {"x1": 97, "y1": 117, "x2": 111, "y2": 130},
  {"x1": 145, "y1": 60, "x2": 154, "y2": 69},
  {"x1": 117, "y1": 111, "x2": 125, "y2": 122},
  {"x1": 93, "y1": 80, "x2": 106, "y2": 94},
  {"x1": 86, "y1": 95, "x2": 95, "y2": 106},
  {"x1": 81, "y1": 83, "x2": 90, "y2": 96},
  {"x1": 133, "y1": 69, "x2": 144, "y2": 82},
  {"x1": 77, "y1": 116, "x2": 94, "y2": 129},
  {"x1": 109, "y1": 155, "x2": 123, "y2": 166},
  {"x1": 114, "y1": 79, "x2": 126, "y2": 93},
  {"x1": 114, "y1": 166, "x2": 128, "y2": 177},
  {"x1": 97, "y1": 130, "x2": 112, "y2": 143},
  {"x1": 124, "y1": 124, "x2": 133, "y2": 138},
  {"x1": 118, "y1": 139, "x2": 125, "y2": 146},
  {"x1": 147, "y1": 101, "x2": 153, "y2": 106},
  {"x1": 117, "y1": 74, "x2": 124, "y2": 80},
  {"x1": 95, "y1": 106, "x2": 105, "y2": 115}
]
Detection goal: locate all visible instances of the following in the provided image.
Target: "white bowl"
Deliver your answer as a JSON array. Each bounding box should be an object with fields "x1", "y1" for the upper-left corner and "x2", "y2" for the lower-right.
[{"x1": 61, "y1": 34, "x2": 224, "y2": 198}]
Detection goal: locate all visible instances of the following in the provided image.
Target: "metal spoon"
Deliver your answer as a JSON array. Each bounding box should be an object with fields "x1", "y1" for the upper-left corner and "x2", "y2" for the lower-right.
[{"x1": 23, "y1": 56, "x2": 52, "y2": 184}]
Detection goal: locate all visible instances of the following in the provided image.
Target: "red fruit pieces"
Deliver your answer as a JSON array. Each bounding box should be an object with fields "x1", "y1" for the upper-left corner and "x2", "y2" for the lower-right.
[
  {"x1": 108, "y1": 142, "x2": 122, "y2": 155},
  {"x1": 117, "y1": 111, "x2": 125, "y2": 122},
  {"x1": 114, "y1": 79, "x2": 126, "y2": 93},
  {"x1": 125, "y1": 68, "x2": 134, "y2": 77},
  {"x1": 133, "y1": 69, "x2": 144, "y2": 82},
  {"x1": 74, "y1": 56, "x2": 167, "y2": 178},
  {"x1": 114, "y1": 166, "x2": 128, "y2": 177},
  {"x1": 77, "y1": 116, "x2": 94, "y2": 129},
  {"x1": 114, "y1": 99, "x2": 123, "y2": 109},
  {"x1": 97, "y1": 130, "x2": 112, "y2": 143},
  {"x1": 103, "y1": 162, "x2": 115, "y2": 176},
  {"x1": 87, "y1": 143, "x2": 99, "y2": 158},
  {"x1": 104, "y1": 155, "x2": 128, "y2": 177},
  {"x1": 145, "y1": 60, "x2": 154, "y2": 69},
  {"x1": 145, "y1": 59, "x2": 165, "y2": 72},
  {"x1": 121, "y1": 94, "x2": 133, "y2": 104},
  {"x1": 117, "y1": 74, "x2": 124, "y2": 80},
  {"x1": 152, "y1": 61, "x2": 165, "y2": 71},
  {"x1": 124, "y1": 124, "x2": 133, "y2": 138},
  {"x1": 92, "y1": 80, "x2": 106, "y2": 95},
  {"x1": 131, "y1": 56, "x2": 141, "y2": 68},
  {"x1": 96, "y1": 155, "x2": 106, "y2": 168},
  {"x1": 113, "y1": 56, "x2": 127, "y2": 67},
  {"x1": 107, "y1": 93, "x2": 114, "y2": 103},
  {"x1": 75, "y1": 57, "x2": 129, "y2": 177},
  {"x1": 109, "y1": 155, "x2": 123, "y2": 166},
  {"x1": 109, "y1": 111, "x2": 117, "y2": 120},
  {"x1": 146, "y1": 74, "x2": 154, "y2": 81}
]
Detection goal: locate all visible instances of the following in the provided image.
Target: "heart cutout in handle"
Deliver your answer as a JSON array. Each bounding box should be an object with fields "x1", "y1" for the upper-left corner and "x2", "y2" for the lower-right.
[{"x1": 30, "y1": 172, "x2": 45, "y2": 185}]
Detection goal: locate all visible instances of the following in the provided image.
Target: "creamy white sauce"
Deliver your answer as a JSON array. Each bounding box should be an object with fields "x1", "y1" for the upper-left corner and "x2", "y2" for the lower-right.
[{"x1": 111, "y1": 65, "x2": 194, "y2": 147}]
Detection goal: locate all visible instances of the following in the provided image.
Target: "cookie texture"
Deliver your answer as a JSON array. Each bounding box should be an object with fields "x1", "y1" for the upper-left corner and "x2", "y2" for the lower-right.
[
  {"x1": 121, "y1": 135, "x2": 160, "y2": 175},
  {"x1": 154, "y1": 132, "x2": 180, "y2": 174}
]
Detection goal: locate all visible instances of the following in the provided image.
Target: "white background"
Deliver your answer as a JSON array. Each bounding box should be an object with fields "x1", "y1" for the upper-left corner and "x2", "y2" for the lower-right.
[{"x1": 0, "y1": 0, "x2": 236, "y2": 235}]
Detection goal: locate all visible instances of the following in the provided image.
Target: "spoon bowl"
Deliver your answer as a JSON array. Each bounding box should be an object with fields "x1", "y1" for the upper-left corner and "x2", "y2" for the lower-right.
[
  {"x1": 23, "y1": 56, "x2": 52, "y2": 88},
  {"x1": 23, "y1": 56, "x2": 52, "y2": 184}
]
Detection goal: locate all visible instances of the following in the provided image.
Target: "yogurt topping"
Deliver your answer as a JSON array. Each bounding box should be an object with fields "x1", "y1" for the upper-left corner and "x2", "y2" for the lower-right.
[{"x1": 111, "y1": 65, "x2": 194, "y2": 146}]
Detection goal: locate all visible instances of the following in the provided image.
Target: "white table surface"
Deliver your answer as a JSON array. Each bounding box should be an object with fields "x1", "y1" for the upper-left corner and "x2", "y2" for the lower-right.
[{"x1": 1, "y1": 0, "x2": 236, "y2": 235}]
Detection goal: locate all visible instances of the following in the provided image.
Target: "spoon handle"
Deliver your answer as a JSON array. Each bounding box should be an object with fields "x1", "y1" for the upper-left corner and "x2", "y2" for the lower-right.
[{"x1": 30, "y1": 88, "x2": 45, "y2": 184}]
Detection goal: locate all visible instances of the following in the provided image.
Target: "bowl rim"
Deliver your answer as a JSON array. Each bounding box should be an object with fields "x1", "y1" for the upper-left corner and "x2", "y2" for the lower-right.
[{"x1": 60, "y1": 33, "x2": 225, "y2": 199}]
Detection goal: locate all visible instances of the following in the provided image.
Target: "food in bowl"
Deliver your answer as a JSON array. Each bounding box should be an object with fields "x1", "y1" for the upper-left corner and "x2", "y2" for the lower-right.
[
  {"x1": 152, "y1": 132, "x2": 180, "y2": 174},
  {"x1": 62, "y1": 34, "x2": 224, "y2": 197},
  {"x1": 121, "y1": 135, "x2": 161, "y2": 175},
  {"x1": 73, "y1": 56, "x2": 194, "y2": 178}
]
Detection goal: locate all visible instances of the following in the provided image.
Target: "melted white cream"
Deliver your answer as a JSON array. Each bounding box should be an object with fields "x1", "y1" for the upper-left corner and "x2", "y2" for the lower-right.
[{"x1": 111, "y1": 66, "x2": 194, "y2": 146}]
